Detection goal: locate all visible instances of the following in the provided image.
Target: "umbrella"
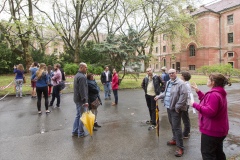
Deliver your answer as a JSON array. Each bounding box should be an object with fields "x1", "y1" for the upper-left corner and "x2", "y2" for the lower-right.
[
  {"x1": 80, "y1": 110, "x2": 95, "y2": 136},
  {"x1": 156, "y1": 101, "x2": 160, "y2": 138}
]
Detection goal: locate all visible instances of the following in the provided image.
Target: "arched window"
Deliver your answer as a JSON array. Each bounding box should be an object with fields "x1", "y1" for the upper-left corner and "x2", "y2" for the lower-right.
[{"x1": 189, "y1": 45, "x2": 195, "y2": 56}]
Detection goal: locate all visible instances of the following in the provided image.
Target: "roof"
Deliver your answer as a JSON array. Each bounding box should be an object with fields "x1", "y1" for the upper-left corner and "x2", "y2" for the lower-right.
[{"x1": 192, "y1": 0, "x2": 240, "y2": 15}]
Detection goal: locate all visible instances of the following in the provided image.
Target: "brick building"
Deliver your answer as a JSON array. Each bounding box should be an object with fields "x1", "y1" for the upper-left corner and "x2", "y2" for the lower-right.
[{"x1": 150, "y1": 0, "x2": 240, "y2": 72}]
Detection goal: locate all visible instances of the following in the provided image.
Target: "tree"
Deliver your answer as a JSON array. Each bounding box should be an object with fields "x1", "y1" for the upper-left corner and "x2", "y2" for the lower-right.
[
  {"x1": 96, "y1": 27, "x2": 144, "y2": 80},
  {"x1": 34, "y1": 0, "x2": 118, "y2": 64}
]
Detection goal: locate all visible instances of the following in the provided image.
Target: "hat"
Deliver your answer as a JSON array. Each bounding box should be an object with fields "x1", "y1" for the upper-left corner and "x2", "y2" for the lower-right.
[{"x1": 161, "y1": 67, "x2": 167, "y2": 70}]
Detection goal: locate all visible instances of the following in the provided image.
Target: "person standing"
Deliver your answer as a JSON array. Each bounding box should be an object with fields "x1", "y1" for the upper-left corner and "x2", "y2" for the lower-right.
[
  {"x1": 14, "y1": 64, "x2": 25, "y2": 98},
  {"x1": 180, "y1": 71, "x2": 192, "y2": 139},
  {"x1": 72, "y1": 62, "x2": 89, "y2": 138},
  {"x1": 141, "y1": 68, "x2": 164, "y2": 129},
  {"x1": 100, "y1": 66, "x2": 112, "y2": 100},
  {"x1": 29, "y1": 62, "x2": 38, "y2": 98},
  {"x1": 191, "y1": 74, "x2": 231, "y2": 160},
  {"x1": 49, "y1": 63, "x2": 62, "y2": 108},
  {"x1": 161, "y1": 67, "x2": 170, "y2": 92},
  {"x1": 111, "y1": 68, "x2": 119, "y2": 106},
  {"x1": 59, "y1": 64, "x2": 66, "y2": 93},
  {"x1": 87, "y1": 73, "x2": 102, "y2": 131},
  {"x1": 154, "y1": 68, "x2": 188, "y2": 157},
  {"x1": 32, "y1": 63, "x2": 50, "y2": 114},
  {"x1": 47, "y1": 65, "x2": 54, "y2": 97}
]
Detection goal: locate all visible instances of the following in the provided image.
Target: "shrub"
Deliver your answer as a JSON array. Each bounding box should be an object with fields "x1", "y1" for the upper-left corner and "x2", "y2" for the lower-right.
[{"x1": 64, "y1": 63, "x2": 79, "y2": 75}]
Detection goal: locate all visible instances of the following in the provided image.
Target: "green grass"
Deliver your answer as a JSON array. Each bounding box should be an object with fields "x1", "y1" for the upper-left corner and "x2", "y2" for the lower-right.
[{"x1": 1, "y1": 73, "x2": 239, "y2": 97}]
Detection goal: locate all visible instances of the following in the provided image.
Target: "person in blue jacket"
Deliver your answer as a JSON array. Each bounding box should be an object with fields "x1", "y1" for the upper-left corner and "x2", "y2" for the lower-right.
[
  {"x1": 32, "y1": 63, "x2": 50, "y2": 114},
  {"x1": 14, "y1": 64, "x2": 25, "y2": 98}
]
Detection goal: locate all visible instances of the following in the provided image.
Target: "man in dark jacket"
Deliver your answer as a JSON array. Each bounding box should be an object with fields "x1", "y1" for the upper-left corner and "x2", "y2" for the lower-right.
[
  {"x1": 72, "y1": 62, "x2": 89, "y2": 138},
  {"x1": 141, "y1": 68, "x2": 164, "y2": 130},
  {"x1": 100, "y1": 66, "x2": 112, "y2": 100}
]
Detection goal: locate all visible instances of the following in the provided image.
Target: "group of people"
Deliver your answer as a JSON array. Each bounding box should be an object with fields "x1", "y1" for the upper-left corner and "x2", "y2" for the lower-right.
[
  {"x1": 14, "y1": 62, "x2": 66, "y2": 114},
  {"x1": 72, "y1": 64, "x2": 119, "y2": 137},
  {"x1": 142, "y1": 67, "x2": 231, "y2": 159}
]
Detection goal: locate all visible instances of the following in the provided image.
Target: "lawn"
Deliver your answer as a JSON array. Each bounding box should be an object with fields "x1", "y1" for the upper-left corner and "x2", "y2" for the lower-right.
[{"x1": 1, "y1": 73, "x2": 239, "y2": 97}]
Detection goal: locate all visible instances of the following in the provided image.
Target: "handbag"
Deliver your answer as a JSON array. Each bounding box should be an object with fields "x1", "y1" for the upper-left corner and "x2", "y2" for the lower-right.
[{"x1": 91, "y1": 98, "x2": 101, "y2": 109}]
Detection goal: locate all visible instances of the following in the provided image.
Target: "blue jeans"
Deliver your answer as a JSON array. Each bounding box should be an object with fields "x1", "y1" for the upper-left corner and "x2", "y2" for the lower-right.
[
  {"x1": 72, "y1": 104, "x2": 85, "y2": 136},
  {"x1": 104, "y1": 82, "x2": 111, "y2": 99}
]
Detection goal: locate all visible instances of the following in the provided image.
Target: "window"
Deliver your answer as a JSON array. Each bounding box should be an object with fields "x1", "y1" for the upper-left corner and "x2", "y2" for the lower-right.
[
  {"x1": 172, "y1": 45, "x2": 175, "y2": 51},
  {"x1": 163, "y1": 46, "x2": 166, "y2": 52},
  {"x1": 228, "y1": 52, "x2": 233, "y2": 57},
  {"x1": 227, "y1": 15, "x2": 233, "y2": 25},
  {"x1": 163, "y1": 59, "x2": 166, "y2": 66},
  {"x1": 172, "y1": 64, "x2": 175, "y2": 69},
  {"x1": 189, "y1": 24, "x2": 195, "y2": 36},
  {"x1": 228, "y1": 33, "x2": 233, "y2": 43},
  {"x1": 156, "y1": 47, "x2": 158, "y2": 53},
  {"x1": 189, "y1": 65, "x2": 195, "y2": 70},
  {"x1": 189, "y1": 45, "x2": 195, "y2": 56},
  {"x1": 163, "y1": 34, "x2": 167, "y2": 40},
  {"x1": 228, "y1": 62, "x2": 233, "y2": 68}
]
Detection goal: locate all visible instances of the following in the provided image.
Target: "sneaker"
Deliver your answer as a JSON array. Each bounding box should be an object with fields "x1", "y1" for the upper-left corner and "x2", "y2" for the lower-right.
[
  {"x1": 148, "y1": 125, "x2": 156, "y2": 130},
  {"x1": 94, "y1": 122, "x2": 101, "y2": 128},
  {"x1": 175, "y1": 148, "x2": 184, "y2": 157},
  {"x1": 145, "y1": 120, "x2": 152, "y2": 124},
  {"x1": 183, "y1": 133, "x2": 190, "y2": 139},
  {"x1": 167, "y1": 140, "x2": 176, "y2": 145},
  {"x1": 78, "y1": 133, "x2": 89, "y2": 138},
  {"x1": 72, "y1": 133, "x2": 78, "y2": 137}
]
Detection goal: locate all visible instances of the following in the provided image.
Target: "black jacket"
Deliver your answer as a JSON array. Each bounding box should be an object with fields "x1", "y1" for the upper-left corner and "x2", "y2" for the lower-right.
[
  {"x1": 141, "y1": 74, "x2": 164, "y2": 95},
  {"x1": 100, "y1": 71, "x2": 112, "y2": 83},
  {"x1": 87, "y1": 79, "x2": 102, "y2": 104}
]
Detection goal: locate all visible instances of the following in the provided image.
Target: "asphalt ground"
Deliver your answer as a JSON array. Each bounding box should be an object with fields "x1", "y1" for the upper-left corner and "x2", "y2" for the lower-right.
[{"x1": 0, "y1": 83, "x2": 240, "y2": 160}]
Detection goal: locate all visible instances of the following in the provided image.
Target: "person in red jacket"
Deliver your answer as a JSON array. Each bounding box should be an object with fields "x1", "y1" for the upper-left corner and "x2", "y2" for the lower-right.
[
  {"x1": 111, "y1": 68, "x2": 119, "y2": 106},
  {"x1": 191, "y1": 73, "x2": 231, "y2": 160}
]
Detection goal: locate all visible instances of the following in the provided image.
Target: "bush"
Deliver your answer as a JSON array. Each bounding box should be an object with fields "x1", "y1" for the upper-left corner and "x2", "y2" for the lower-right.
[{"x1": 64, "y1": 63, "x2": 79, "y2": 75}]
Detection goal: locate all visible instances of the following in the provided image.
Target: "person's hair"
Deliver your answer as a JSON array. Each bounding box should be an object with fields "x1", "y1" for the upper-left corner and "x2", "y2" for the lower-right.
[
  {"x1": 55, "y1": 63, "x2": 61, "y2": 68},
  {"x1": 209, "y1": 73, "x2": 232, "y2": 87},
  {"x1": 17, "y1": 64, "x2": 24, "y2": 72},
  {"x1": 36, "y1": 63, "x2": 46, "y2": 79},
  {"x1": 47, "y1": 65, "x2": 52, "y2": 73},
  {"x1": 34, "y1": 62, "x2": 38, "y2": 67},
  {"x1": 181, "y1": 71, "x2": 191, "y2": 81},
  {"x1": 79, "y1": 62, "x2": 87, "y2": 68},
  {"x1": 87, "y1": 73, "x2": 93, "y2": 80}
]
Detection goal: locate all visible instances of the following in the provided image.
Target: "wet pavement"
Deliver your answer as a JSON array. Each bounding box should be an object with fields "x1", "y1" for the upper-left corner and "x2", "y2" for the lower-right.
[{"x1": 0, "y1": 83, "x2": 240, "y2": 160}]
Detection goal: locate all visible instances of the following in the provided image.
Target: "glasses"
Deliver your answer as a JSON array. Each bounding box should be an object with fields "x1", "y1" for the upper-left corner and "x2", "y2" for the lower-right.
[{"x1": 169, "y1": 72, "x2": 176, "y2": 75}]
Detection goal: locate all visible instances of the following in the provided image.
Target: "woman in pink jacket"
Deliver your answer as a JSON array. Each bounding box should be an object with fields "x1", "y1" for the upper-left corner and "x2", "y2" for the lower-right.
[
  {"x1": 111, "y1": 68, "x2": 119, "y2": 106},
  {"x1": 191, "y1": 73, "x2": 231, "y2": 160}
]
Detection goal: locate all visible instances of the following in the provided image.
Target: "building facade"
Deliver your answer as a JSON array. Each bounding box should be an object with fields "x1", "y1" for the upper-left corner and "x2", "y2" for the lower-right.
[{"x1": 150, "y1": 0, "x2": 240, "y2": 72}]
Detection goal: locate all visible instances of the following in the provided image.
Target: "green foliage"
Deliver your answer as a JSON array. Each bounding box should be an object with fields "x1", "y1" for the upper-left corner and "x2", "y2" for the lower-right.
[
  {"x1": 31, "y1": 49, "x2": 59, "y2": 66},
  {"x1": 64, "y1": 63, "x2": 79, "y2": 75},
  {"x1": 197, "y1": 64, "x2": 240, "y2": 77},
  {"x1": 0, "y1": 43, "x2": 24, "y2": 74},
  {"x1": 87, "y1": 63, "x2": 103, "y2": 75}
]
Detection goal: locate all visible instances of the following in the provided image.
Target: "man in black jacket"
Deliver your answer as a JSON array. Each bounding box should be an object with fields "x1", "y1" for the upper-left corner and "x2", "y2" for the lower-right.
[
  {"x1": 100, "y1": 66, "x2": 112, "y2": 100},
  {"x1": 72, "y1": 62, "x2": 89, "y2": 138},
  {"x1": 141, "y1": 68, "x2": 164, "y2": 130}
]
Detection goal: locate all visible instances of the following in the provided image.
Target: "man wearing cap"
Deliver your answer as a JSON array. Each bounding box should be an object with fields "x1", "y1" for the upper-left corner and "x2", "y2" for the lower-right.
[{"x1": 154, "y1": 68, "x2": 188, "y2": 157}]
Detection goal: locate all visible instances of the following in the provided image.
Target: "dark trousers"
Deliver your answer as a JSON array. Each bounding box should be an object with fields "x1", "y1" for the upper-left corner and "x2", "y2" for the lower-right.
[
  {"x1": 167, "y1": 108, "x2": 184, "y2": 149},
  {"x1": 50, "y1": 85, "x2": 61, "y2": 107},
  {"x1": 181, "y1": 106, "x2": 191, "y2": 136},
  {"x1": 145, "y1": 94, "x2": 156, "y2": 125},
  {"x1": 201, "y1": 133, "x2": 226, "y2": 160},
  {"x1": 36, "y1": 86, "x2": 48, "y2": 111},
  {"x1": 113, "y1": 89, "x2": 118, "y2": 104}
]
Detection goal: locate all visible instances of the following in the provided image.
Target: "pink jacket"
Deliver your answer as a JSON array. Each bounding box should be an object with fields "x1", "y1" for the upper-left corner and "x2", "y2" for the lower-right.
[
  {"x1": 112, "y1": 73, "x2": 119, "y2": 90},
  {"x1": 193, "y1": 86, "x2": 229, "y2": 137}
]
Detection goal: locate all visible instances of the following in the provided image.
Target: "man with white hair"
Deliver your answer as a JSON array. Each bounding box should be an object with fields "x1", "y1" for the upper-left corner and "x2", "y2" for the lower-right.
[{"x1": 154, "y1": 68, "x2": 188, "y2": 157}]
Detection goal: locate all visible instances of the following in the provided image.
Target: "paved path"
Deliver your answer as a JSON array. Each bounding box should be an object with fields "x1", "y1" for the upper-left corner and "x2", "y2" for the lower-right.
[{"x1": 0, "y1": 84, "x2": 240, "y2": 160}]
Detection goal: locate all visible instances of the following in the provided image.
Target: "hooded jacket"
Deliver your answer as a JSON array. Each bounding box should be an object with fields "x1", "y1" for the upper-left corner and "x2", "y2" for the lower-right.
[{"x1": 193, "y1": 87, "x2": 229, "y2": 137}]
